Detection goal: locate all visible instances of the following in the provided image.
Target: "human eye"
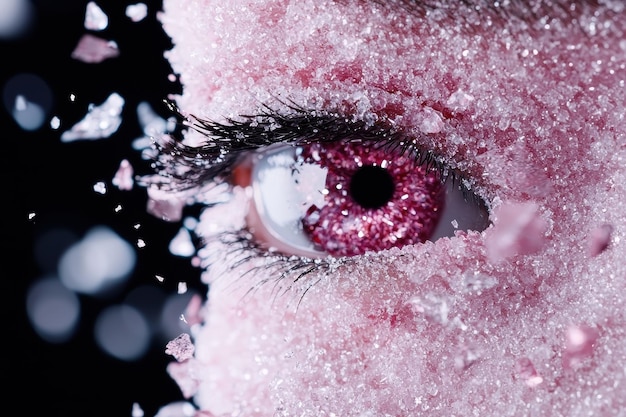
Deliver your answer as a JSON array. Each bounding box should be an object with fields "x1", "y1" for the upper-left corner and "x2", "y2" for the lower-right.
[{"x1": 153, "y1": 104, "x2": 490, "y2": 262}]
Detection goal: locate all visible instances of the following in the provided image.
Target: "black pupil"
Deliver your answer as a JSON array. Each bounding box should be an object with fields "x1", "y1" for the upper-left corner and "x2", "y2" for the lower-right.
[{"x1": 349, "y1": 165, "x2": 395, "y2": 209}]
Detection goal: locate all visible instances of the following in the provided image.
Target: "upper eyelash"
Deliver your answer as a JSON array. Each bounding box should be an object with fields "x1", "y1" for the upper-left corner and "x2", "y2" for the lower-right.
[{"x1": 151, "y1": 99, "x2": 471, "y2": 196}]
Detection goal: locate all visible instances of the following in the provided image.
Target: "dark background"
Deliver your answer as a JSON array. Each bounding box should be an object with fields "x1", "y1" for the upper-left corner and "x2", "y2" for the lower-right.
[{"x1": 2, "y1": 1, "x2": 204, "y2": 416}]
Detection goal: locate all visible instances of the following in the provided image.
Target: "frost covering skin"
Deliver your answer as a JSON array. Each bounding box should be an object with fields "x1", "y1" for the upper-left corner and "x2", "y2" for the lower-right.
[{"x1": 157, "y1": 1, "x2": 626, "y2": 416}]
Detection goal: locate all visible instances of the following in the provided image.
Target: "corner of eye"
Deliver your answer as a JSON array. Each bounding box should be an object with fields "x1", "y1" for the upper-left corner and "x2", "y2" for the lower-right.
[{"x1": 231, "y1": 161, "x2": 253, "y2": 187}]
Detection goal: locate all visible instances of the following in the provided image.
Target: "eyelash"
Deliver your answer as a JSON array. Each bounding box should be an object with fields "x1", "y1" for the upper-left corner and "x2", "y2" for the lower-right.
[
  {"x1": 155, "y1": 99, "x2": 474, "y2": 194},
  {"x1": 150, "y1": 100, "x2": 485, "y2": 289}
]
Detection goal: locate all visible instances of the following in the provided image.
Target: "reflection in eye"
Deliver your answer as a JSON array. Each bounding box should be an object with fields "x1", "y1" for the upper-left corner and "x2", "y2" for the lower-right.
[
  {"x1": 152, "y1": 105, "x2": 491, "y2": 259},
  {"x1": 236, "y1": 139, "x2": 490, "y2": 258}
]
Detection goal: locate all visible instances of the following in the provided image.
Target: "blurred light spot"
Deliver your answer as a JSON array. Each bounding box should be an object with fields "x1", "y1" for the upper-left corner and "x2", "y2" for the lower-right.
[
  {"x1": 182, "y1": 216, "x2": 198, "y2": 230},
  {"x1": 137, "y1": 101, "x2": 168, "y2": 137},
  {"x1": 26, "y1": 276, "x2": 81, "y2": 343},
  {"x1": 3, "y1": 73, "x2": 54, "y2": 131},
  {"x1": 60, "y1": 92, "x2": 124, "y2": 142},
  {"x1": 94, "y1": 304, "x2": 150, "y2": 361},
  {"x1": 126, "y1": 3, "x2": 148, "y2": 22},
  {"x1": 0, "y1": 0, "x2": 34, "y2": 39},
  {"x1": 84, "y1": 1, "x2": 108, "y2": 31},
  {"x1": 33, "y1": 227, "x2": 78, "y2": 273},
  {"x1": 125, "y1": 284, "x2": 167, "y2": 334},
  {"x1": 159, "y1": 291, "x2": 197, "y2": 341},
  {"x1": 58, "y1": 226, "x2": 136, "y2": 295}
]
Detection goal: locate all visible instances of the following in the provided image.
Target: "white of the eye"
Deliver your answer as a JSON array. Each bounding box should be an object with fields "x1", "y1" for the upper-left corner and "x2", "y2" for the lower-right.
[
  {"x1": 249, "y1": 145, "x2": 490, "y2": 257},
  {"x1": 429, "y1": 180, "x2": 490, "y2": 241},
  {"x1": 251, "y1": 145, "x2": 328, "y2": 257}
]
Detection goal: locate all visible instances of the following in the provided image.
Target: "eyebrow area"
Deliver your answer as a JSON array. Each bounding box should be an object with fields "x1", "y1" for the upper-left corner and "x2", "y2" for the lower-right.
[{"x1": 378, "y1": 0, "x2": 603, "y2": 30}]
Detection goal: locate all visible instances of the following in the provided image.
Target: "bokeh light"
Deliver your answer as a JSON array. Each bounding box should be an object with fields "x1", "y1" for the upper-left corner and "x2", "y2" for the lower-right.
[
  {"x1": 94, "y1": 304, "x2": 151, "y2": 361},
  {"x1": 26, "y1": 276, "x2": 81, "y2": 343},
  {"x1": 58, "y1": 225, "x2": 136, "y2": 296}
]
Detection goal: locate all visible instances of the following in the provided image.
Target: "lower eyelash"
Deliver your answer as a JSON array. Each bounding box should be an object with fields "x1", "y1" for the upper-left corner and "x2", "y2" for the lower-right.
[{"x1": 201, "y1": 228, "x2": 341, "y2": 304}]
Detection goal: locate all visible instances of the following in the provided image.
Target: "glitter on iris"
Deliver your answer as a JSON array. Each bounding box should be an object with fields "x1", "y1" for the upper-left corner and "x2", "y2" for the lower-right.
[{"x1": 300, "y1": 141, "x2": 445, "y2": 257}]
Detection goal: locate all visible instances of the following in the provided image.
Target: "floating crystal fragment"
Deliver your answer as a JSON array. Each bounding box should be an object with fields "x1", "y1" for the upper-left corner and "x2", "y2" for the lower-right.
[
  {"x1": 93, "y1": 181, "x2": 107, "y2": 194},
  {"x1": 165, "y1": 333, "x2": 195, "y2": 362},
  {"x1": 61, "y1": 92, "x2": 124, "y2": 142},
  {"x1": 50, "y1": 116, "x2": 60, "y2": 129},
  {"x1": 112, "y1": 159, "x2": 134, "y2": 190},
  {"x1": 126, "y1": 3, "x2": 148, "y2": 22},
  {"x1": 71, "y1": 34, "x2": 119, "y2": 63},
  {"x1": 169, "y1": 227, "x2": 195, "y2": 257},
  {"x1": 137, "y1": 101, "x2": 169, "y2": 137},
  {"x1": 84, "y1": 1, "x2": 108, "y2": 31},
  {"x1": 154, "y1": 401, "x2": 197, "y2": 417},
  {"x1": 131, "y1": 402, "x2": 144, "y2": 417},
  {"x1": 146, "y1": 186, "x2": 188, "y2": 222}
]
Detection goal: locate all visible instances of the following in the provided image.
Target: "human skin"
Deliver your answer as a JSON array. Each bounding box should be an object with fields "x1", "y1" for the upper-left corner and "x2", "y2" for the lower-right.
[{"x1": 154, "y1": 1, "x2": 626, "y2": 416}]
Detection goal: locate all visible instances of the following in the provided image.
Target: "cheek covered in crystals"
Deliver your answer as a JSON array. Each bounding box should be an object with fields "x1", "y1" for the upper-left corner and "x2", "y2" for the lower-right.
[{"x1": 238, "y1": 140, "x2": 489, "y2": 258}]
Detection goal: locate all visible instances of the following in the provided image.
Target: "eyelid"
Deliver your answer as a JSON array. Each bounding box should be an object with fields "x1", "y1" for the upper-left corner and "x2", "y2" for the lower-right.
[{"x1": 153, "y1": 103, "x2": 476, "y2": 199}]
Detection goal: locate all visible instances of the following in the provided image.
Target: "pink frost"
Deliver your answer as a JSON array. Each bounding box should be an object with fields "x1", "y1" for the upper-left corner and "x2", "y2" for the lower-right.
[
  {"x1": 588, "y1": 224, "x2": 613, "y2": 257},
  {"x1": 485, "y1": 201, "x2": 548, "y2": 263},
  {"x1": 71, "y1": 34, "x2": 119, "y2": 64},
  {"x1": 112, "y1": 159, "x2": 134, "y2": 190}
]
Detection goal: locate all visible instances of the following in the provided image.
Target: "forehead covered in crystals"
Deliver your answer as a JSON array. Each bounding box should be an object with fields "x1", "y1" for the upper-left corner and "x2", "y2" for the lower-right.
[{"x1": 161, "y1": 0, "x2": 626, "y2": 196}]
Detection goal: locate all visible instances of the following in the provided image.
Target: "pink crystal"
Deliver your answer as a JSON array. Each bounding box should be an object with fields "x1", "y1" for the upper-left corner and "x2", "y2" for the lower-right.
[
  {"x1": 165, "y1": 333, "x2": 195, "y2": 362},
  {"x1": 71, "y1": 34, "x2": 119, "y2": 64}
]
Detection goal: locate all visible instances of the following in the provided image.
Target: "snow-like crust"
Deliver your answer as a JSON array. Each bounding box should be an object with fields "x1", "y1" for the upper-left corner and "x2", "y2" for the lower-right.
[{"x1": 157, "y1": 1, "x2": 626, "y2": 415}]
